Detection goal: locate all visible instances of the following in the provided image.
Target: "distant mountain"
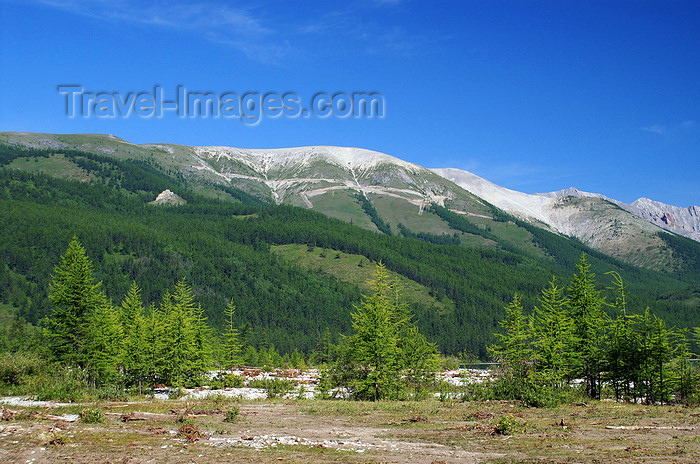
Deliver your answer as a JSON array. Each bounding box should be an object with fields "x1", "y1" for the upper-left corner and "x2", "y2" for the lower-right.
[
  {"x1": 1, "y1": 131, "x2": 698, "y2": 273},
  {"x1": 626, "y1": 198, "x2": 700, "y2": 241},
  {"x1": 433, "y1": 168, "x2": 699, "y2": 269},
  {"x1": 535, "y1": 187, "x2": 700, "y2": 242}
]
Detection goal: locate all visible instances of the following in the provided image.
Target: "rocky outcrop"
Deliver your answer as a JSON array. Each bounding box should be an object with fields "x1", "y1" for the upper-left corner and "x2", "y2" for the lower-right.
[
  {"x1": 149, "y1": 189, "x2": 186, "y2": 206},
  {"x1": 627, "y1": 198, "x2": 700, "y2": 241}
]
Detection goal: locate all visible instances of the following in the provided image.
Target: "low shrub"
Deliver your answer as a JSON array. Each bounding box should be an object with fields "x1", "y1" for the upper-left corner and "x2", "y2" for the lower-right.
[
  {"x1": 216, "y1": 373, "x2": 245, "y2": 388},
  {"x1": 33, "y1": 366, "x2": 91, "y2": 402},
  {"x1": 249, "y1": 378, "x2": 296, "y2": 398},
  {"x1": 494, "y1": 414, "x2": 525, "y2": 435},
  {"x1": 0, "y1": 352, "x2": 44, "y2": 386},
  {"x1": 80, "y1": 408, "x2": 104, "y2": 424},
  {"x1": 224, "y1": 406, "x2": 240, "y2": 423},
  {"x1": 461, "y1": 374, "x2": 581, "y2": 407}
]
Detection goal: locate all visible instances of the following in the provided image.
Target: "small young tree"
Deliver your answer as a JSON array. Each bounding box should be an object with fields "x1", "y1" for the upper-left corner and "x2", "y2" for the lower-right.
[
  {"x1": 401, "y1": 325, "x2": 440, "y2": 398},
  {"x1": 605, "y1": 271, "x2": 640, "y2": 401},
  {"x1": 159, "y1": 282, "x2": 197, "y2": 386},
  {"x1": 143, "y1": 303, "x2": 165, "y2": 387},
  {"x1": 120, "y1": 281, "x2": 148, "y2": 390},
  {"x1": 221, "y1": 299, "x2": 242, "y2": 369},
  {"x1": 489, "y1": 294, "x2": 532, "y2": 381},
  {"x1": 191, "y1": 302, "x2": 213, "y2": 376},
  {"x1": 84, "y1": 295, "x2": 123, "y2": 385},
  {"x1": 670, "y1": 329, "x2": 698, "y2": 404},
  {"x1": 344, "y1": 263, "x2": 414, "y2": 400},
  {"x1": 647, "y1": 313, "x2": 672, "y2": 403}
]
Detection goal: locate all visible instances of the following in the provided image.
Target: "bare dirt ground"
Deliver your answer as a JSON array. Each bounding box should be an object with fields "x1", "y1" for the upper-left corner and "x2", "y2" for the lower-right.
[{"x1": 1, "y1": 398, "x2": 699, "y2": 463}]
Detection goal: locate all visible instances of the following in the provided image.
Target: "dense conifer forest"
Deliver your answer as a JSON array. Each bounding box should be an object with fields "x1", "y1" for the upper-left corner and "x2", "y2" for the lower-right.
[{"x1": 0, "y1": 143, "x2": 699, "y2": 362}]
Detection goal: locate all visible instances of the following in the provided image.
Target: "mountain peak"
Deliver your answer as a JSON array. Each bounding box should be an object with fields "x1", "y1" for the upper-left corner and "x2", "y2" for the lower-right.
[{"x1": 194, "y1": 145, "x2": 421, "y2": 174}]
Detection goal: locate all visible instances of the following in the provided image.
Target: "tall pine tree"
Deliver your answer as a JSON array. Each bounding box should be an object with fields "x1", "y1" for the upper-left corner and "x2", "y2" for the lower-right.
[
  {"x1": 531, "y1": 277, "x2": 575, "y2": 387},
  {"x1": 120, "y1": 281, "x2": 148, "y2": 390},
  {"x1": 45, "y1": 237, "x2": 104, "y2": 367},
  {"x1": 567, "y1": 254, "x2": 608, "y2": 399}
]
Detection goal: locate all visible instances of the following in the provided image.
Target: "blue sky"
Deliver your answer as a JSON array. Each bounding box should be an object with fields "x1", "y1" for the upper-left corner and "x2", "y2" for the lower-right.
[{"x1": 1, "y1": 0, "x2": 698, "y2": 206}]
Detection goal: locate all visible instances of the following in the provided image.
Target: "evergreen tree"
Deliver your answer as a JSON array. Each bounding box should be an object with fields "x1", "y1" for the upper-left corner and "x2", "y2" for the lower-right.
[
  {"x1": 669, "y1": 329, "x2": 698, "y2": 404},
  {"x1": 646, "y1": 312, "x2": 672, "y2": 403},
  {"x1": 143, "y1": 303, "x2": 164, "y2": 387},
  {"x1": 84, "y1": 295, "x2": 123, "y2": 385},
  {"x1": 161, "y1": 280, "x2": 197, "y2": 386},
  {"x1": 243, "y1": 345, "x2": 259, "y2": 367},
  {"x1": 346, "y1": 263, "x2": 410, "y2": 400},
  {"x1": 45, "y1": 237, "x2": 104, "y2": 366},
  {"x1": 192, "y1": 302, "x2": 213, "y2": 374},
  {"x1": 531, "y1": 277, "x2": 575, "y2": 387},
  {"x1": 154, "y1": 279, "x2": 213, "y2": 385},
  {"x1": 222, "y1": 298, "x2": 242, "y2": 369},
  {"x1": 313, "y1": 328, "x2": 336, "y2": 365},
  {"x1": 401, "y1": 325, "x2": 440, "y2": 398},
  {"x1": 290, "y1": 349, "x2": 307, "y2": 369},
  {"x1": 567, "y1": 254, "x2": 608, "y2": 399},
  {"x1": 607, "y1": 313, "x2": 640, "y2": 402},
  {"x1": 489, "y1": 294, "x2": 532, "y2": 380},
  {"x1": 120, "y1": 282, "x2": 148, "y2": 390}
]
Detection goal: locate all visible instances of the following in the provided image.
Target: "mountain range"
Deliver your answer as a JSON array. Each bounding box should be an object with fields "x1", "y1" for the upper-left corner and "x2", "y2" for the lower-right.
[
  {"x1": 1, "y1": 131, "x2": 699, "y2": 356},
  {"x1": 1, "y1": 131, "x2": 698, "y2": 273}
]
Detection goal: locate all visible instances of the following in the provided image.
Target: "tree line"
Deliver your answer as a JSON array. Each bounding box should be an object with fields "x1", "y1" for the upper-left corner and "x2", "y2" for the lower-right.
[
  {"x1": 42, "y1": 238, "x2": 440, "y2": 398},
  {"x1": 490, "y1": 255, "x2": 700, "y2": 405},
  {"x1": 45, "y1": 238, "x2": 219, "y2": 388},
  {"x1": 41, "y1": 238, "x2": 700, "y2": 404}
]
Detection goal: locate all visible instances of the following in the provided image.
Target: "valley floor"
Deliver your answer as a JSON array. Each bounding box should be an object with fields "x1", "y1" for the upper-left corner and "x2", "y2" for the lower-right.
[{"x1": 1, "y1": 397, "x2": 699, "y2": 463}]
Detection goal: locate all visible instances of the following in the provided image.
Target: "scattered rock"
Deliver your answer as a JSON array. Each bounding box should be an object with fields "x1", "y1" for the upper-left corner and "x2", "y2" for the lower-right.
[{"x1": 46, "y1": 414, "x2": 80, "y2": 423}]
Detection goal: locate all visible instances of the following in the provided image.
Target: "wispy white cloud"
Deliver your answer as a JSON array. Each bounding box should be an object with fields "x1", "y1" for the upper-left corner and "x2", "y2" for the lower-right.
[
  {"x1": 642, "y1": 120, "x2": 698, "y2": 136},
  {"x1": 16, "y1": 0, "x2": 287, "y2": 64},
  {"x1": 12, "y1": 0, "x2": 439, "y2": 63},
  {"x1": 296, "y1": 3, "x2": 434, "y2": 58},
  {"x1": 642, "y1": 124, "x2": 667, "y2": 135},
  {"x1": 681, "y1": 119, "x2": 696, "y2": 131}
]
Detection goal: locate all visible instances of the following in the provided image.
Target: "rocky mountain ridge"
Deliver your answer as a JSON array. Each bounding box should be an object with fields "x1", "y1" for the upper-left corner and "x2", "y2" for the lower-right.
[
  {"x1": 433, "y1": 168, "x2": 699, "y2": 243},
  {"x1": 1, "y1": 131, "x2": 697, "y2": 272}
]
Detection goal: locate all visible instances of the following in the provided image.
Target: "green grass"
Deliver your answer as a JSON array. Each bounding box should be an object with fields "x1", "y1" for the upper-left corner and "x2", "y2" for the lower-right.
[
  {"x1": 370, "y1": 194, "x2": 459, "y2": 236},
  {"x1": 309, "y1": 189, "x2": 378, "y2": 231},
  {"x1": 270, "y1": 243, "x2": 455, "y2": 313},
  {"x1": 6, "y1": 153, "x2": 90, "y2": 181},
  {"x1": 468, "y1": 216, "x2": 549, "y2": 258}
]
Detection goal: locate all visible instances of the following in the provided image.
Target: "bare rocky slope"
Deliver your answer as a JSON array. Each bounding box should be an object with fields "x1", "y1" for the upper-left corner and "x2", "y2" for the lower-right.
[{"x1": 433, "y1": 167, "x2": 698, "y2": 269}]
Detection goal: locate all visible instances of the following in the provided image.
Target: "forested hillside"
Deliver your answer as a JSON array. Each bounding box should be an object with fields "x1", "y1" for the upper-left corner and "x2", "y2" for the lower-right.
[{"x1": 1, "y1": 143, "x2": 698, "y2": 358}]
